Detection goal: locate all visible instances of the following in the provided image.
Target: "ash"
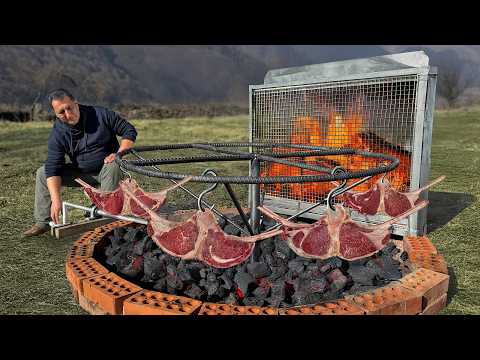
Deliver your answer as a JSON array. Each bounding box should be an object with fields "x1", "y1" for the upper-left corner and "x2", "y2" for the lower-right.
[{"x1": 96, "y1": 214, "x2": 409, "y2": 308}]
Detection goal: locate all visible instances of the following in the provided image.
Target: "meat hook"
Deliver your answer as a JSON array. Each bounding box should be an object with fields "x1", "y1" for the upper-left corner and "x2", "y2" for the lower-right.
[{"x1": 197, "y1": 169, "x2": 219, "y2": 211}]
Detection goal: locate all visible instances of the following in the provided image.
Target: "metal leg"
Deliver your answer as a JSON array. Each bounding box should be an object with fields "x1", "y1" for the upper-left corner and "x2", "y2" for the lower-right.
[
  {"x1": 249, "y1": 157, "x2": 261, "y2": 234},
  {"x1": 224, "y1": 183, "x2": 254, "y2": 235}
]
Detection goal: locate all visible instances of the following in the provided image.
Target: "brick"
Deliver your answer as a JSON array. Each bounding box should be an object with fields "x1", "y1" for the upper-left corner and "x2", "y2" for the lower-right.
[
  {"x1": 82, "y1": 272, "x2": 142, "y2": 315},
  {"x1": 65, "y1": 257, "x2": 109, "y2": 295},
  {"x1": 420, "y1": 293, "x2": 448, "y2": 315},
  {"x1": 408, "y1": 252, "x2": 448, "y2": 275},
  {"x1": 66, "y1": 243, "x2": 95, "y2": 261},
  {"x1": 398, "y1": 268, "x2": 449, "y2": 310},
  {"x1": 123, "y1": 291, "x2": 202, "y2": 315},
  {"x1": 279, "y1": 300, "x2": 365, "y2": 315},
  {"x1": 345, "y1": 283, "x2": 422, "y2": 315},
  {"x1": 78, "y1": 292, "x2": 109, "y2": 315},
  {"x1": 404, "y1": 236, "x2": 438, "y2": 255},
  {"x1": 198, "y1": 303, "x2": 278, "y2": 315}
]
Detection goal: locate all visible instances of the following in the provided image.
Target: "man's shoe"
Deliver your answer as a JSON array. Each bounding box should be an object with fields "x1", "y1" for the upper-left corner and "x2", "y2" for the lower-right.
[{"x1": 23, "y1": 224, "x2": 50, "y2": 237}]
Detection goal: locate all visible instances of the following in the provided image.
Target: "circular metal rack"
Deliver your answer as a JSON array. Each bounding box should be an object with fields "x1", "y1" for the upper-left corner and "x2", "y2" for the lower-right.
[
  {"x1": 115, "y1": 142, "x2": 400, "y2": 235},
  {"x1": 116, "y1": 142, "x2": 399, "y2": 184}
]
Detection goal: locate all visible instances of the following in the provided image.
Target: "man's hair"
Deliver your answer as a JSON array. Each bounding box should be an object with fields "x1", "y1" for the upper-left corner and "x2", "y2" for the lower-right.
[{"x1": 47, "y1": 88, "x2": 76, "y2": 107}]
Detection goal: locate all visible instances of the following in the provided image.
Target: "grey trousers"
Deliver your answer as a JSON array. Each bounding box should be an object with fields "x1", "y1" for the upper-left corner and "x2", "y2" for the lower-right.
[{"x1": 34, "y1": 162, "x2": 122, "y2": 227}]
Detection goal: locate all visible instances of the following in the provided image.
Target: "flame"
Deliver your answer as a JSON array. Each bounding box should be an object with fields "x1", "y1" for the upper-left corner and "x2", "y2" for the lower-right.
[{"x1": 263, "y1": 100, "x2": 411, "y2": 200}]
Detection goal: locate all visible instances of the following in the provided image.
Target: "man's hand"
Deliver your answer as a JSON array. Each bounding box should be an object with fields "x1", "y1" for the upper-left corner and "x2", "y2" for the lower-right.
[
  {"x1": 104, "y1": 153, "x2": 116, "y2": 164},
  {"x1": 50, "y1": 199, "x2": 62, "y2": 225}
]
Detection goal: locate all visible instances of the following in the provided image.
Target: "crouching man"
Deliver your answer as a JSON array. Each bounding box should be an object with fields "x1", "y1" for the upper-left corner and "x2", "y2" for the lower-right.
[{"x1": 23, "y1": 88, "x2": 137, "y2": 237}]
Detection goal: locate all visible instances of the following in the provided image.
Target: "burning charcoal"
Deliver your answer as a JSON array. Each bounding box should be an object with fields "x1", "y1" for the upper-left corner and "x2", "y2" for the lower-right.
[
  {"x1": 234, "y1": 272, "x2": 255, "y2": 295},
  {"x1": 400, "y1": 251, "x2": 408, "y2": 261},
  {"x1": 223, "y1": 224, "x2": 241, "y2": 236},
  {"x1": 187, "y1": 263, "x2": 204, "y2": 281},
  {"x1": 119, "y1": 255, "x2": 144, "y2": 278},
  {"x1": 184, "y1": 284, "x2": 204, "y2": 299},
  {"x1": 325, "y1": 257, "x2": 343, "y2": 269},
  {"x1": 292, "y1": 291, "x2": 308, "y2": 306},
  {"x1": 113, "y1": 227, "x2": 127, "y2": 241},
  {"x1": 206, "y1": 272, "x2": 217, "y2": 283},
  {"x1": 273, "y1": 239, "x2": 292, "y2": 260},
  {"x1": 199, "y1": 268, "x2": 208, "y2": 279},
  {"x1": 224, "y1": 293, "x2": 238, "y2": 305},
  {"x1": 199, "y1": 278, "x2": 207, "y2": 287},
  {"x1": 206, "y1": 280, "x2": 220, "y2": 296},
  {"x1": 178, "y1": 269, "x2": 193, "y2": 282},
  {"x1": 251, "y1": 246, "x2": 263, "y2": 262},
  {"x1": 243, "y1": 297, "x2": 265, "y2": 307},
  {"x1": 219, "y1": 273, "x2": 233, "y2": 290},
  {"x1": 271, "y1": 279, "x2": 286, "y2": 299},
  {"x1": 132, "y1": 235, "x2": 150, "y2": 256},
  {"x1": 166, "y1": 274, "x2": 183, "y2": 290},
  {"x1": 247, "y1": 262, "x2": 272, "y2": 279},
  {"x1": 365, "y1": 259, "x2": 383, "y2": 273},
  {"x1": 327, "y1": 269, "x2": 348, "y2": 291},
  {"x1": 309, "y1": 277, "x2": 328, "y2": 294},
  {"x1": 153, "y1": 278, "x2": 166, "y2": 292},
  {"x1": 124, "y1": 227, "x2": 142, "y2": 242},
  {"x1": 304, "y1": 292, "x2": 323, "y2": 305},
  {"x1": 287, "y1": 258, "x2": 305, "y2": 274},
  {"x1": 267, "y1": 264, "x2": 288, "y2": 282},
  {"x1": 259, "y1": 238, "x2": 275, "y2": 254},
  {"x1": 252, "y1": 284, "x2": 270, "y2": 299},
  {"x1": 265, "y1": 296, "x2": 282, "y2": 308},
  {"x1": 348, "y1": 264, "x2": 376, "y2": 286},
  {"x1": 166, "y1": 264, "x2": 177, "y2": 277},
  {"x1": 143, "y1": 252, "x2": 167, "y2": 281},
  {"x1": 263, "y1": 253, "x2": 275, "y2": 267}
]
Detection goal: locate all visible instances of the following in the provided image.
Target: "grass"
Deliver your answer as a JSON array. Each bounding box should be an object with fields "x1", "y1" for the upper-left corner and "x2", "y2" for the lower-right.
[{"x1": 0, "y1": 111, "x2": 478, "y2": 314}]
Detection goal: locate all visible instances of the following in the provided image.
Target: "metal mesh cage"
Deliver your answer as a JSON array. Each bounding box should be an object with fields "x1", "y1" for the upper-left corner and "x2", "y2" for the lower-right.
[{"x1": 251, "y1": 75, "x2": 419, "y2": 204}]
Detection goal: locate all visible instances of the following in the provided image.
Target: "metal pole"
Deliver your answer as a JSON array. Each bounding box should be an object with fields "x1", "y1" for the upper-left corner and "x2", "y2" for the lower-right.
[
  {"x1": 62, "y1": 202, "x2": 148, "y2": 225},
  {"x1": 249, "y1": 157, "x2": 261, "y2": 234},
  {"x1": 224, "y1": 183, "x2": 254, "y2": 235}
]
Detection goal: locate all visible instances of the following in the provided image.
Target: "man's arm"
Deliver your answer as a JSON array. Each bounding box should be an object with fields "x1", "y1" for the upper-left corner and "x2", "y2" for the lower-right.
[
  {"x1": 104, "y1": 109, "x2": 137, "y2": 164},
  {"x1": 45, "y1": 133, "x2": 66, "y2": 224},
  {"x1": 104, "y1": 138, "x2": 135, "y2": 164},
  {"x1": 47, "y1": 176, "x2": 62, "y2": 224}
]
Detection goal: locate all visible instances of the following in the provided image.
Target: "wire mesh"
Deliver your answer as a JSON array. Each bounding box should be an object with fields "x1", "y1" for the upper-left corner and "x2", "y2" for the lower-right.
[{"x1": 252, "y1": 75, "x2": 419, "y2": 204}]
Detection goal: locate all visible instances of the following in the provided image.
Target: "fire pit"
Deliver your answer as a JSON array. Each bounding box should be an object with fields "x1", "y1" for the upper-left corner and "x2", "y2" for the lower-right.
[{"x1": 65, "y1": 217, "x2": 449, "y2": 315}]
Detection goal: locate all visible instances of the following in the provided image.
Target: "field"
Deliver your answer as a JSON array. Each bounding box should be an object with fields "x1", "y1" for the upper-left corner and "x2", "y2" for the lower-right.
[{"x1": 0, "y1": 110, "x2": 478, "y2": 315}]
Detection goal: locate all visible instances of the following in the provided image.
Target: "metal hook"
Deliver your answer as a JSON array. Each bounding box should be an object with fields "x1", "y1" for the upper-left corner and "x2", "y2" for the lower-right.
[
  {"x1": 119, "y1": 162, "x2": 132, "y2": 181},
  {"x1": 197, "y1": 169, "x2": 219, "y2": 211},
  {"x1": 326, "y1": 166, "x2": 348, "y2": 211}
]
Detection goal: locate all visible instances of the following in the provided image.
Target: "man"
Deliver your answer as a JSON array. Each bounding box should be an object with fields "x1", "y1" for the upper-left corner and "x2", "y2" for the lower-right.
[{"x1": 23, "y1": 88, "x2": 137, "y2": 237}]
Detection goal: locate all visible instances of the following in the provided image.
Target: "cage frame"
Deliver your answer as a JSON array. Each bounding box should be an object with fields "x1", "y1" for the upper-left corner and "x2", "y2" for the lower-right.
[{"x1": 248, "y1": 51, "x2": 438, "y2": 236}]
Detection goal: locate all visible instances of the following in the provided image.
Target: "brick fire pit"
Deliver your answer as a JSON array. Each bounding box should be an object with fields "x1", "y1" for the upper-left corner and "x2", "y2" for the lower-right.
[{"x1": 65, "y1": 220, "x2": 449, "y2": 315}]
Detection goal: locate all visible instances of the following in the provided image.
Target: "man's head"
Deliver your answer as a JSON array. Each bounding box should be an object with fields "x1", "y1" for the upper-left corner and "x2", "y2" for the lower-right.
[{"x1": 48, "y1": 88, "x2": 81, "y2": 126}]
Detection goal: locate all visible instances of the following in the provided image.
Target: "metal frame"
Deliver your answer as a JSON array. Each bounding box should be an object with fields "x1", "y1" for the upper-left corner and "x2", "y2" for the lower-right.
[{"x1": 248, "y1": 51, "x2": 437, "y2": 236}]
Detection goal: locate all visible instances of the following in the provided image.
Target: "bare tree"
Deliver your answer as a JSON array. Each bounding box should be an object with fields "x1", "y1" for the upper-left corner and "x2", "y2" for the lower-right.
[{"x1": 437, "y1": 61, "x2": 476, "y2": 108}]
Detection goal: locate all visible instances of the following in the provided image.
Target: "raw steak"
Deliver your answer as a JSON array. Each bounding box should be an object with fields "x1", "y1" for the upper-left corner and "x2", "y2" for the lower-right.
[
  {"x1": 257, "y1": 200, "x2": 428, "y2": 261},
  {"x1": 343, "y1": 175, "x2": 444, "y2": 217},
  {"x1": 124, "y1": 187, "x2": 284, "y2": 268},
  {"x1": 75, "y1": 177, "x2": 192, "y2": 217}
]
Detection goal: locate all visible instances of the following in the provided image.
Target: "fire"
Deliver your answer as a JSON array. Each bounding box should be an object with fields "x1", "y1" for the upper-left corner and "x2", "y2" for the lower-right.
[{"x1": 264, "y1": 101, "x2": 411, "y2": 201}]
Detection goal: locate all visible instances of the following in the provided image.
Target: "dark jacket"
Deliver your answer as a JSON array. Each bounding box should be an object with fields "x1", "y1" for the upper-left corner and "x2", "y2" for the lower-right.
[{"x1": 45, "y1": 104, "x2": 137, "y2": 178}]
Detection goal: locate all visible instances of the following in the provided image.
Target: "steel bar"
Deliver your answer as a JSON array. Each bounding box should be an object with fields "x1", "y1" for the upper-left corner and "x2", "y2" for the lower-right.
[
  {"x1": 223, "y1": 183, "x2": 254, "y2": 236},
  {"x1": 62, "y1": 201, "x2": 149, "y2": 225},
  {"x1": 249, "y1": 157, "x2": 261, "y2": 234}
]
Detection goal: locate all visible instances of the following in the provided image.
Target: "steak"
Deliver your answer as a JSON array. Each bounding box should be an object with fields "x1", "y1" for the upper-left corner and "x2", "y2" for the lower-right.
[
  {"x1": 75, "y1": 177, "x2": 192, "y2": 217},
  {"x1": 124, "y1": 187, "x2": 283, "y2": 268},
  {"x1": 257, "y1": 200, "x2": 428, "y2": 261},
  {"x1": 343, "y1": 175, "x2": 444, "y2": 217}
]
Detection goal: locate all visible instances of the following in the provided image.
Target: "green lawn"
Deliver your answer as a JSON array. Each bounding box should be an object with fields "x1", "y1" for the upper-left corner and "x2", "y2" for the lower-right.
[{"x1": 0, "y1": 111, "x2": 478, "y2": 314}]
